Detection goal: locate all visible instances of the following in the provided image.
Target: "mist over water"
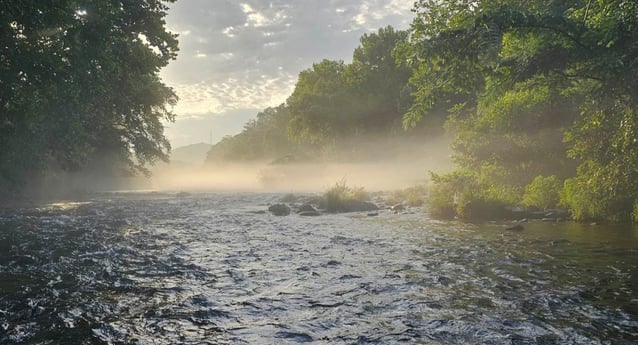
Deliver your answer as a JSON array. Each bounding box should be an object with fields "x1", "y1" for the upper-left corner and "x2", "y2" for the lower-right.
[{"x1": 150, "y1": 136, "x2": 453, "y2": 192}]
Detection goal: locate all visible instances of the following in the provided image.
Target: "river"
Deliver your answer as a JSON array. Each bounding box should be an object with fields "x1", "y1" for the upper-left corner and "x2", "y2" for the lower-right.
[{"x1": 1, "y1": 192, "x2": 637, "y2": 344}]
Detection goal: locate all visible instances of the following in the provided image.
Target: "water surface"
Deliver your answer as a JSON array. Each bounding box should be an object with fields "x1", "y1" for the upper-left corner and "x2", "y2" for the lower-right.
[{"x1": 1, "y1": 193, "x2": 637, "y2": 344}]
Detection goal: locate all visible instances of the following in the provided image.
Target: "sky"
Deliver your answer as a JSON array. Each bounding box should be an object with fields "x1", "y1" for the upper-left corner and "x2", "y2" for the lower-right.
[{"x1": 160, "y1": 0, "x2": 416, "y2": 148}]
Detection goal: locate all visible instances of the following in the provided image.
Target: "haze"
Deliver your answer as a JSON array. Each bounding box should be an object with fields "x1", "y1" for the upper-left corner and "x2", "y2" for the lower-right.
[{"x1": 150, "y1": 136, "x2": 453, "y2": 193}]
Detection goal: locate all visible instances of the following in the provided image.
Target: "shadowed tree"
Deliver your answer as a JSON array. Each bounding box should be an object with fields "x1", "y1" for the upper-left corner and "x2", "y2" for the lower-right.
[{"x1": 0, "y1": 0, "x2": 178, "y2": 195}]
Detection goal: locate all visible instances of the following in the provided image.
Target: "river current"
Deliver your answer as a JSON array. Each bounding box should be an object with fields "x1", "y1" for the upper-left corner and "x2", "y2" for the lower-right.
[{"x1": 0, "y1": 192, "x2": 637, "y2": 344}]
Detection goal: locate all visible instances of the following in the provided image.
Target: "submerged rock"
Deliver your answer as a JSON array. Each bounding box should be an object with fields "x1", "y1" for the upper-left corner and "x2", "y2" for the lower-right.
[
  {"x1": 297, "y1": 204, "x2": 318, "y2": 213},
  {"x1": 299, "y1": 211, "x2": 322, "y2": 217},
  {"x1": 268, "y1": 204, "x2": 291, "y2": 216}
]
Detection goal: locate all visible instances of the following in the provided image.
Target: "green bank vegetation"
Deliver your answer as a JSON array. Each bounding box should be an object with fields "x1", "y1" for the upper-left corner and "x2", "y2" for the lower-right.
[{"x1": 402, "y1": 0, "x2": 638, "y2": 222}]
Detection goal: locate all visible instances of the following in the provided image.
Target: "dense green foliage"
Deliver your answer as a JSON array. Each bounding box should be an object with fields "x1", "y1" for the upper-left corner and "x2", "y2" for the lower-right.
[
  {"x1": 206, "y1": 104, "x2": 293, "y2": 161},
  {"x1": 1, "y1": 1, "x2": 178, "y2": 196},
  {"x1": 522, "y1": 175, "x2": 561, "y2": 210},
  {"x1": 402, "y1": 0, "x2": 638, "y2": 221},
  {"x1": 206, "y1": 26, "x2": 423, "y2": 162},
  {"x1": 288, "y1": 26, "x2": 412, "y2": 146}
]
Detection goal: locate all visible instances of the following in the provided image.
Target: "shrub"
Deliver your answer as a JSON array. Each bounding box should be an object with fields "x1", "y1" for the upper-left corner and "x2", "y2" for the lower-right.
[
  {"x1": 386, "y1": 185, "x2": 427, "y2": 207},
  {"x1": 560, "y1": 161, "x2": 635, "y2": 222},
  {"x1": 321, "y1": 179, "x2": 370, "y2": 212},
  {"x1": 456, "y1": 197, "x2": 510, "y2": 222},
  {"x1": 280, "y1": 193, "x2": 297, "y2": 202},
  {"x1": 427, "y1": 171, "x2": 476, "y2": 219},
  {"x1": 428, "y1": 170, "x2": 515, "y2": 222},
  {"x1": 633, "y1": 200, "x2": 638, "y2": 224},
  {"x1": 522, "y1": 175, "x2": 561, "y2": 210},
  {"x1": 350, "y1": 186, "x2": 370, "y2": 202}
]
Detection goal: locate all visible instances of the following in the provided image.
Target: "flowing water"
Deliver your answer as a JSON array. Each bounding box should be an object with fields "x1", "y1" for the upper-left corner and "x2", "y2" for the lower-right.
[{"x1": 0, "y1": 192, "x2": 637, "y2": 344}]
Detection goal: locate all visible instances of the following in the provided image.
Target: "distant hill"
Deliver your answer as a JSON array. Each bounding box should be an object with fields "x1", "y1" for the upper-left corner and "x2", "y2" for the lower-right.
[{"x1": 169, "y1": 142, "x2": 212, "y2": 165}]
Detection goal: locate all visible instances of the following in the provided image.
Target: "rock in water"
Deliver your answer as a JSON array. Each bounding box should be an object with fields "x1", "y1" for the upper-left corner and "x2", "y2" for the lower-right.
[
  {"x1": 344, "y1": 200, "x2": 379, "y2": 212},
  {"x1": 268, "y1": 204, "x2": 291, "y2": 216},
  {"x1": 297, "y1": 204, "x2": 318, "y2": 213}
]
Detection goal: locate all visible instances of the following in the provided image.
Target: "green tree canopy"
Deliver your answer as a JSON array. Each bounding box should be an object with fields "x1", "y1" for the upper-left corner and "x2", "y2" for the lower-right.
[
  {"x1": 0, "y1": 0, "x2": 178, "y2": 194},
  {"x1": 287, "y1": 26, "x2": 413, "y2": 148},
  {"x1": 402, "y1": 0, "x2": 638, "y2": 221}
]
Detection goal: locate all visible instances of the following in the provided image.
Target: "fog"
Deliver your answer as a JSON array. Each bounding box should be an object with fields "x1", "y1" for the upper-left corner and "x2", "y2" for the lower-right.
[{"x1": 148, "y1": 136, "x2": 453, "y2": 193}]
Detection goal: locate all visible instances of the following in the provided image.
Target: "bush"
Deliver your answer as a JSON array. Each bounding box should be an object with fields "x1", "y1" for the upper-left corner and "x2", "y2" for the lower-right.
[
  {"x1": 321, "y1": 179, "x2": 370, "y2": 213},
  {"x1": 560, "y1": 161, "x2": 635, "y2": 222},
  {"x1": 427, "y1": 170, "x2": 515, "y2": 222},
  {"x1": 280, "y1": 193, "x2": 297, "y2": 202},
  {"x1": 350, "y1": 186, "x2": 370, "y2": 202},
  {"x1": 456, "y1": 197, "x2": 510, "y2": 222},
  {"x1": 633, "y1": 201, "x2": 638, "y2": 224},
  {"x1": 522, "y1": 175, "x2": 561, "y2": 210},
  {"x1": 386, "y1": 185, "x2": 427, "y2": 207},
  {"x1": 427, "y1": 171, "x2": 475, "y2": 219}
]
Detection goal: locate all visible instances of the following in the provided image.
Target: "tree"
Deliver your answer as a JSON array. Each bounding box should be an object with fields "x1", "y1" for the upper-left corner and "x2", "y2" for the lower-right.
[
  {"x1": 287, "y1": 27, "x2": 413, "y2": 150},
  {"x1": 0, "y1": 0, "x2": 178, "y2": 194},
  {"x1": 206, "y1": 104, "x2": 295, "y2": 162},
  {"x1": 403, "y1": 0, "x2": 638, "y2": 221},
  {"x1": 287, "y1": 59, "x2": 351, "y2": 146},
  {"x1": 349, "y1": 26, "x2": 412, "y2": 133}
]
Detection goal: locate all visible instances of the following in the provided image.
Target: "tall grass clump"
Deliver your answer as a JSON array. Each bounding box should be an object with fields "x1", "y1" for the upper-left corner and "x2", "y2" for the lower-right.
[{"x1": 321, "y1": 179, "x2": 370, "y2": 213}]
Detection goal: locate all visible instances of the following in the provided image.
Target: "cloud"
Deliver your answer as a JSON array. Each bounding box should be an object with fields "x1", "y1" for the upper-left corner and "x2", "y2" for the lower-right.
[{"x1": 160, "y1": 0, "x2": 414, "y2": 145}]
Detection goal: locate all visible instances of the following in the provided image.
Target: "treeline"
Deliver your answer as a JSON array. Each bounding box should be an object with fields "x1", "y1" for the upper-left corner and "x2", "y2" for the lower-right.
[
  {"x1": 0, "y1": 1, "x2": 178, "y2": 198},
  {"x1": 210, "y1": 1, "x2": 638, "y2": 222},
  {"x1": 205, "y1": 26, "x2": 443, "y2": 163}
]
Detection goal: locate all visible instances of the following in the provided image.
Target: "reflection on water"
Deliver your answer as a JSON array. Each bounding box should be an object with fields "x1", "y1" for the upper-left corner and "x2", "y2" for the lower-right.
[{"x1": 0, "y1": 193, "x2": 637, "y2": 344}]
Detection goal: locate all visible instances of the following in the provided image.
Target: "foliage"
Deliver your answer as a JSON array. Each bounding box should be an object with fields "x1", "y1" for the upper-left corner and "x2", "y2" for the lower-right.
[
  {"x1": 426, "y1": 171, "x2": 476, "y2": 220},
  {"x1": 522, "y1": 175, "x2": 561, "y2": 210},
  {"x1": 207, "y1": 26, "x2": 420, "y2": 164},
  {"x1": 0, "y1": 0, "x2": 178, "y2": 194},
  {"x1": 206, "y1": 104, "x2": 295, "y2": 162},
  {"x1": 402, "y1": 0, "x2": 638, "y2": 221},
  {"x1": 386, "y1": 185, "x2": 428, "y2": 207},
  {"x1": 287, "y1": 26, "x2": 413, "y2": 147},
  {"x1": 321, "y1": 179, "x2": 370, "y2": 213},
  {"x1": 560, "y1": 160, "x2": 636, "y2": 222}
]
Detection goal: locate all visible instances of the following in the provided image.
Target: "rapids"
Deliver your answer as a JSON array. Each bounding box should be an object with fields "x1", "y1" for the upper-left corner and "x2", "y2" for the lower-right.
[{"x1": 0, "y1": 192, "x2": 637, "y2": 344}]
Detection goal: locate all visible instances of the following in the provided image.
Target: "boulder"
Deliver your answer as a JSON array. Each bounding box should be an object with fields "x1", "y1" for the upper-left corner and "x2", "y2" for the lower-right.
[{"x1": 268, "y1": 204, "x2": 291, "y2": 216}]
